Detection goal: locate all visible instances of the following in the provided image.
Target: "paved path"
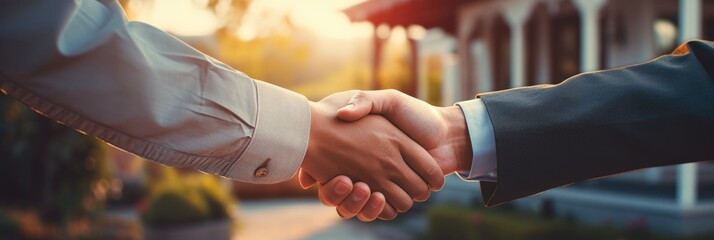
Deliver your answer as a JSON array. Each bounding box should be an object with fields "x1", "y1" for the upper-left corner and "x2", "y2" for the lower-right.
[{"x1": 233, "y1": 199, "x2": 412, "y2": 240}]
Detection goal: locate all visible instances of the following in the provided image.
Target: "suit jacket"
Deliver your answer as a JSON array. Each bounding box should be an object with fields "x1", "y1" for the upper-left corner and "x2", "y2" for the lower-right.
[{"x1": 478, "y1": 40, "x2": 714, "y2": 207}]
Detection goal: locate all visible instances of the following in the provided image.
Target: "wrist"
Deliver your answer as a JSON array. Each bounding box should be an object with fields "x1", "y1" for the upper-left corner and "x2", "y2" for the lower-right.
[
  {"x1": 439, "y1": 106, "x2": 473, "y2": 172},
  {"x1": 304, "y1": 101, "x2": 322, "y2": 169}
]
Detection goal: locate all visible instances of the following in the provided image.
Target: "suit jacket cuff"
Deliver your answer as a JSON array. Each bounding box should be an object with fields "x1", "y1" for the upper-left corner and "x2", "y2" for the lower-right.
[{"x1": 226, "y1": 80, "x2": 311, "y2": 183}]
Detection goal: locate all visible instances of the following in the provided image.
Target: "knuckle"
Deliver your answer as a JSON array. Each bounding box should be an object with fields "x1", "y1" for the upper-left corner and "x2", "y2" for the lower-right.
[
  {"x1": 320, "y1": 192, "x2": 340, "y2": 206},
  {"x1": 414, "y1": 186, "x2": 431, "y2": 202},
  {"x1": 351, "y1": 91, "x2": 367, "y2": 101},
  {"x1": 382, "y1": 212, "x2": 397, "y2": 220},
  {"x1": 339, "y1": 206, "x2": 357, "y2": 217},
  {"x1": 336, "y1": 209, "x2": 346, "y2": 218},
  {"x1": 429, "y1": 168, "x2": 445, "y2": 186},
  {"x1": 320, "y1": 197, "x2": 334, "y2": 206},
  {"x1": 395, "y1": 199, "x2": 414, "y2": 213}
]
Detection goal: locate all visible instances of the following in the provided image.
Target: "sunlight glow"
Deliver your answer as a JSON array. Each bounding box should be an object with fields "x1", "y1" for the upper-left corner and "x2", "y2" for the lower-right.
[
  {"x1": 238, "y1": 0, "x2": 369, "y2": 40},
  {"x1": 129, "y1": 0, "x2": 224, "y2": 36},
  {"x1": 130, "y1": 0, "x2": 369, "y2": 39},
  {"x1": 653, "y1": 19, "x2": 678, "y2": 52}
]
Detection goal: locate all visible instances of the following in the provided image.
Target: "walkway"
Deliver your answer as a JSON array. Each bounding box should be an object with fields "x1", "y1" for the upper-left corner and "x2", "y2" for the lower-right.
[{"x1": 233, "y1": 199, "x2": 413, "y2": 240}]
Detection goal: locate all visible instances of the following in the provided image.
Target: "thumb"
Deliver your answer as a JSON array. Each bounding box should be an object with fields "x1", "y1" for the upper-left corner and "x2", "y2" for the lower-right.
[
  {"x1": 336, "y1": 91, "x2": 374, "y2": 121},
  {"x1": 298, "y1": 168, "x2": 318, "y2": 189}
]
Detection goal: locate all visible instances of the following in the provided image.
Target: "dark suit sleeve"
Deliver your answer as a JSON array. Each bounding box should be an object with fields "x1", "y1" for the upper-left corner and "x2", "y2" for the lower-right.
[{"x1": 478, "y1": 40, "x2": 714, "y2": 207}]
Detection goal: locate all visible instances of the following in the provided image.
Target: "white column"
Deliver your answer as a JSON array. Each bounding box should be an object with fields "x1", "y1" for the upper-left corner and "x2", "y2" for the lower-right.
[
  {"x1": 417, "y1": 29, "x2": 457, "y2": 105},
  {"x1": 471, "y1": 40, "x2": 494, "y2": 91},
  {"x1": 504, "y1": 1, "x2": 535, "y2": 88},
  {"x1": 573, "y1": 0, "x2": 607, "y2": 72},
  {"x1": 677, "y1": 0, "x2": 701, "y2": 209},
  {"x1": 417, "y1": 49, "x2": 429, "y2": 101},
  {"x1": 679, "y1": 0, "x2": 701, "y2": 42},
  {"x1": 441, "y1": 54, "x2": 460, "y2": 106}
]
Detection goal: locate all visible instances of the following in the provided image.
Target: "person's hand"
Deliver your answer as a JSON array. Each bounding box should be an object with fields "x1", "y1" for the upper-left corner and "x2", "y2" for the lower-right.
[
  {"x1": 299, "y1": 171, "x2": 386, "y2": 222},
  {"x1": 299, "y1": 91, "x2": 445, "y2": 217},
  {"x1": 300, "y1": 89, "x2": 473, "y2": 221},
  {"x1": 337, "y1": 89, "x2": 473, "y2": 174}
]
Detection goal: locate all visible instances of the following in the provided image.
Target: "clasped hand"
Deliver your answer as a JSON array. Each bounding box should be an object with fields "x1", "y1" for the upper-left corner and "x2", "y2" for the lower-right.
[{"x1": 299, "y1": 90, "x2": 473, "y2": 221}]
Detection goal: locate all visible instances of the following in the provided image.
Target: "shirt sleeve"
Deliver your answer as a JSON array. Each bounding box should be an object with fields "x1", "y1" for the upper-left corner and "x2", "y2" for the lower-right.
[
  {"x1": 0, "y1": 0, "x2": 310, "y2": 184},
  {"x1": 455, "y1": 99, "x2": 497, "y2": 182}
]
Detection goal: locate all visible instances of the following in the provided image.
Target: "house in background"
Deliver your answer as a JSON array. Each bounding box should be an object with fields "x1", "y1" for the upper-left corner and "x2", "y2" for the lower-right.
[{"x1": 345, "y1": 0, "x2": 714, "y2": 236}]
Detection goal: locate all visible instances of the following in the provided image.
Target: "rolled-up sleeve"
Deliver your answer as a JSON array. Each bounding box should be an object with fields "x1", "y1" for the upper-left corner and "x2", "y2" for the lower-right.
[{"x1": 0, "y1": 0, "x2": 310, "y2": 183}]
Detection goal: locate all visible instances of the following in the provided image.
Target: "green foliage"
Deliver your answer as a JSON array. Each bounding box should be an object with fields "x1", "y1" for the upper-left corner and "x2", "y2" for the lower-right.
[
  {"x1": 426, "y1": 204, "x2": 714, "y2": 240},
  {"x1": 427, "y1": 205, "x2": 478, "y2": 240},
  {"x1": 141, "y1": 189, "x2": 211, "y2": 226},
  {"x1": 141, "y1": 164, "x2": 235, "y2": 227},
  {"x1": 0, "y1": 94, "x2": 110, "y2": 223}
]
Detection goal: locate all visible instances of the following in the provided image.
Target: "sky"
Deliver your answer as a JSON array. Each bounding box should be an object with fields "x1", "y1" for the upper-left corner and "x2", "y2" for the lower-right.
[{"x1": 128, "y1": 0, "x2": 371, "y2": 39}]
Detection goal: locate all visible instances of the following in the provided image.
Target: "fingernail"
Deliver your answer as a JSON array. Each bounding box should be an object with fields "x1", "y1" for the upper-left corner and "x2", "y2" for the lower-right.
[
  {"x1": 343, "y1": 103, "x2": 355, "y2": 109},
  {"x1": 335, "y1": 182, "x2": 350, "y2": 195},
  {"x1": 352, "y1": 190, "x2": 367, "y2": 201}
]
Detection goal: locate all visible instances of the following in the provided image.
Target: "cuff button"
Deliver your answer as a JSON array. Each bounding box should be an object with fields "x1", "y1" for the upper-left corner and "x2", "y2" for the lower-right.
[{"x1": 254, "y1": 167, "x2": 269, "y2": 177}]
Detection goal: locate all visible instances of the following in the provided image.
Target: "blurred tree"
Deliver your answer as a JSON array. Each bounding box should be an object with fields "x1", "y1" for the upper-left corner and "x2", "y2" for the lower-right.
[
  {"x1": 121, "y1": 0, "x2": 251, "y2": 32},
  {"x1": 120, "y1": 0, "x2": 373, "y2": 100},
  {"x1": 0, "y1": 95, "x2": 111, "y2": 228}
]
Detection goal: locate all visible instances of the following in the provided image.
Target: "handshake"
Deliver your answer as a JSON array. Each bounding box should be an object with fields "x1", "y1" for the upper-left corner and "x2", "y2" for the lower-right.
[{"x1": 298, "y1": 89, "x2": 474, "y2": 222}]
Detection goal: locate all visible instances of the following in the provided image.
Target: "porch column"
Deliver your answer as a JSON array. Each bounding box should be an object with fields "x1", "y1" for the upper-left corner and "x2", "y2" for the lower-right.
[
  {"x1": 372, "y1": 24, "x2": 390, "y2": 90},
  {"x1": 471, "y1": 40, "x2": 494, "y2": 92},
  {"x1": 439, "y1": 36, "x2": 458, "y2": 106},
  {"x1": 503, "y1": 1, "x2": 535, "y2": 88},
  {"x1": 573, "y1": 0, "x2": 607, "y2": 72},
  {"x1": 441, "y1": 54, "x2": 460, "y2": 106},
  {"x1": 677, "y1": 0, "x2": 701, "y2": 208}
]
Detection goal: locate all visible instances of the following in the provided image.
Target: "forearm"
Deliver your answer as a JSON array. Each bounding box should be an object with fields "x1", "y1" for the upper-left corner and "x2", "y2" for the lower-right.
[
  {"x1": 478, "y1": 40, "x2": 714, "y2": 206},
  {"x1": 0, "y1": 0, "x2": 311, "y2": 183}
]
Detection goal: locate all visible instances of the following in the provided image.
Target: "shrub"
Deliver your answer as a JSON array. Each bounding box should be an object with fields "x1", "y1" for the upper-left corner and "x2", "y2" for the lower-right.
[
  {"x1": 140, "y1": 164, "x2": 235, "y2": 227},
  {"x1": 425, "y1": 204, "x2": 672, "y2": 240},
  {"x1": 427, "y1": 205, "x2": 478, "y2": 240},
  {"x1": 141, "y1": 188, "x2": 211, "y2": 227},
  {"x1": 0, "y1": 90, "x2": 111, "y2": 227}
]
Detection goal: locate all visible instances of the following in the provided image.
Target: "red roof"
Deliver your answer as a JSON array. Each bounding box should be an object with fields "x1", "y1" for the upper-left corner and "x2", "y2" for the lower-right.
[{"x1": 343, "y1": 0, "x2": 481, "y2": 34}]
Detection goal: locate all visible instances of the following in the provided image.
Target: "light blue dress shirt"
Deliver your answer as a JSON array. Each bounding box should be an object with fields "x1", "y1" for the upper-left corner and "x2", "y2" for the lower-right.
[
  {"x1": 0, "y1": 0, "x2": 311, "y2": 184},
  {"x1": 456, "y1": 99, "x2": 498, "y2": 182}
]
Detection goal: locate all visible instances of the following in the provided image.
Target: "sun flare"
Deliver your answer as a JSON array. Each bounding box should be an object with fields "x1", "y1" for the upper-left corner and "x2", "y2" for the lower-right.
[{"x1": 128, "y1": 0, "x2": 369, "y2": 39}]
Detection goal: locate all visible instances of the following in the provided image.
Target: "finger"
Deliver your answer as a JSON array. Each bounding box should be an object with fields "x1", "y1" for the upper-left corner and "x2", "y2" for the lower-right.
[
  {"x1": 336, "y1": 182, "x2": 371, "y2": 219},
  {"x1": 317, "y1": 175, "x2": 354, "y2": 207},
  {"x1": 336, "y1": 91, "x2": 376, "y2": 121},
  {"x1": 357, "y1": 192, "x2": 386, "y2": 222},
  {"x1": 298, "y1": 168, "x2": 318, "y2": 189},
  {"x1": 338, "y1": 90, "x2": 435, "y2": 144},
  {"x1": 380, "y1": 182, "x2": 413, "y2": 213},
  {"x1": 399, "y1": 136, "x2": 445, "y2": 191},
  {"x1": 391, "y1": 156, "x2": 431, "y2": 202},
  {"x1": 378, "y1": 203, "x2": 398, "y2": 220},
  {"x1": 337, "y1": 90, "x2": 406, "y2": 122}
]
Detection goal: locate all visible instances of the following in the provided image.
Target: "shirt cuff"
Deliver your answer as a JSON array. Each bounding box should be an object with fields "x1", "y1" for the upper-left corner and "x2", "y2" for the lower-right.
[
  {"x1": 226, "y1": 80, "x2": 311, "y2": 184},
  {"x1": 455, "y1": 99, "x2": 497, "y2": 182}
]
